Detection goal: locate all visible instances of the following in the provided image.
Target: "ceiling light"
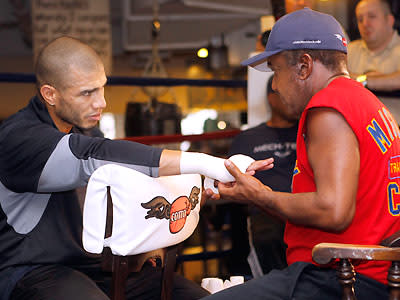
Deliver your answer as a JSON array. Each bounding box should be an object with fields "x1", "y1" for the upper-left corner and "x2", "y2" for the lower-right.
[
  {"x1": 197, "y1": 48, "x2": 208, "y2": 58},
  {"x1": 217, "y1": 121, "x2": 227, "y2": 130}
]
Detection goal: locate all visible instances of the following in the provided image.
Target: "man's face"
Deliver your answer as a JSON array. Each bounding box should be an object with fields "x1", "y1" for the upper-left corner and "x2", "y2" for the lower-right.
[
  {"x1": 356, "y1": 0, "x2": 394, "y2": 49},
  {"x1": 54, "y1": 64, "x2": 107, "y2": 130},
  {"x1": 268, "y1": 91, "x2": 299, "y2": 122},
  {"x1": 267, "y1": 53, "x2": 309, "y2": 119},
  {"x1": 285, "y1": 0, "x2": 314, "y2": 14}
]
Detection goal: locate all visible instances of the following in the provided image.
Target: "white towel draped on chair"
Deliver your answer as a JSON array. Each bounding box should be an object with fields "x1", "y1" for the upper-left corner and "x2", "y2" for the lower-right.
[{"x1": 82, "y1": 164, "x2": 201, "y2": 256}]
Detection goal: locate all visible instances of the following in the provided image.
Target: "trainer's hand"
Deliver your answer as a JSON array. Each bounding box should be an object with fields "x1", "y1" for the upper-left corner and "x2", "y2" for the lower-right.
[
  {"x1": 203, "y1": 157, "x2": 274, "y2": 201},
  {"x1": 201, "y1": 187, "x2": 216, "y2": 205},
  {"x1": 217, "y1": 159, "x2": 272, "y2": 203},
  {"x1": 245, "y1": 158, "x2": 274, "y2": 176}
]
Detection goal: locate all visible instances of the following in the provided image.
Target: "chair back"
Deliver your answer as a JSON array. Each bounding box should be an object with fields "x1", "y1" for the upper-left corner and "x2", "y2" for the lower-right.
[{"x1": 82, "y1": 164, "x2": 202, "y2": 256}]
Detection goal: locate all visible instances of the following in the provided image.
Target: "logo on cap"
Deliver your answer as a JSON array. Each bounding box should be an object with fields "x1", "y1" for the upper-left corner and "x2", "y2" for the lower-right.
[
  {"x1": 293, "y1": 40, "x2": 321, "y2": 45},
  {"x1": 141, "y1": 186, "x2": 200, "y2": 233},
  {"x1": 334, "y1": 34, "x2": 347, "y2": 47}
]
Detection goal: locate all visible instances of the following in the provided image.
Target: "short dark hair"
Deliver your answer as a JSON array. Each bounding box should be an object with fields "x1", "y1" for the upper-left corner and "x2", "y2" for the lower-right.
[
  {"x1": 267, "y1": 74, "x2": 274, "y2": 95},
  {"x1": 260, "y1": 30, "x2": 271, "y2": 48},
  {"x1": 283, "y1": 49, "x2": 347, "y2": 73},
  {"x1": 35, "y1": 36, "x2": 102, "y2": 91}
]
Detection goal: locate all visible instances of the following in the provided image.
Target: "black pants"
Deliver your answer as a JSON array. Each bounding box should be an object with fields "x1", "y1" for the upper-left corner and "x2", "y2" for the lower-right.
[
  {"x1": 10, "y1": 264, "x2": 209, "y2": 300},
  {"x1": 248, "y1": 213, "x2": 287, "y2": 275},
  {"x1": 201, "y1": 262, "x2": 388, "y2": 300}
]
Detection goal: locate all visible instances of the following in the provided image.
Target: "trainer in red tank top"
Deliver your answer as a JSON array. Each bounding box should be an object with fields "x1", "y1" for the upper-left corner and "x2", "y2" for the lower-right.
[{"x1": 286, "y1": 77, "x2": 400, "y2": 284}]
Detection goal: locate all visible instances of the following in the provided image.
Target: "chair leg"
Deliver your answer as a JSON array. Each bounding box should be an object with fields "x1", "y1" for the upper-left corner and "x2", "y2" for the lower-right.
[
  {"x1": 110, "y1": 256, "x2": 129, "y2": 300},
  {"x1": 337, "y1": 259, "x2": 357, "y2": 300},
  {"x1": 389, "y1": 261, "x2": 400, "y2": 300},
  {"x1": 161, "y1": 246, "x2": 178, "y2": 300}
]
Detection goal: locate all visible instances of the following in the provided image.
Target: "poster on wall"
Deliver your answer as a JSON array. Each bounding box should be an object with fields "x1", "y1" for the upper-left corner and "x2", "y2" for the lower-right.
[{"x1": 31, "y1": 0, "x2": 112, "y2": 74}]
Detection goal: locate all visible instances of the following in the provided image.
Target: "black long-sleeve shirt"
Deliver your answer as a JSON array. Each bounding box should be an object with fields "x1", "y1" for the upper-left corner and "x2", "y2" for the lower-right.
[{"x1": 0, "y1": 96, "x2": 163, "y2": 299}]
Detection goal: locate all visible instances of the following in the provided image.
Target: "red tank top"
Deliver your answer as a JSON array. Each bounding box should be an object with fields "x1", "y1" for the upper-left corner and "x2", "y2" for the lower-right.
[{"x1": 286, "y1": 77, "x2": 400, "y2": 284}]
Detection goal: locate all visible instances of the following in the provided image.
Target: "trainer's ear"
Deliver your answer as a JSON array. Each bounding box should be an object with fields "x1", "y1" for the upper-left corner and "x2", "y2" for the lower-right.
[
  {"x1": 297, "y1": 53, "x2": 313, "y2": 80},
  {"x1": 40, "y1": 84, "x2": 57, "y2": 106}
]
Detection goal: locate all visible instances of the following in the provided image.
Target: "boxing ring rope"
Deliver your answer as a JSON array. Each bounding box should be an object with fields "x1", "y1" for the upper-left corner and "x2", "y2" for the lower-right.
[
  {"x1": 123, "y1": 129, "x2": 240, "y2": 144},
  {"x1": 0, "y1": 72, "x2": 247, "y2": 88}
]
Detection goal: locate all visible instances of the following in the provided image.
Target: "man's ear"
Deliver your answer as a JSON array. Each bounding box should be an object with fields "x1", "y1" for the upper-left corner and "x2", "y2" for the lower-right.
[
  {"x1": 388, "y1": 14, "x2": 395, "y2": 29},
  {"x1": 40, "y1": 84, "x2": 57, "y2": 106},
  {"x1": 297, "y1": 53, "x2": 313, "y2": 80}
]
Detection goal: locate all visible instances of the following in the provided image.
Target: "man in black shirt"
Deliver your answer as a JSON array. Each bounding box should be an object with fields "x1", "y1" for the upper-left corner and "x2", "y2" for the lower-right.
[{"x1": 228, "y1": 74, "x2": 297, "y2": 276}]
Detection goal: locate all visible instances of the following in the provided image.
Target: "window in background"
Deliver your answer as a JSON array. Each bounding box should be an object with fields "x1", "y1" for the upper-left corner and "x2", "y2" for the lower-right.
[
  {"x1": 100, "y1": 113, "x2": 116, "y2": 139},
  {"x1": 180, "y1": 109, "x2": 218, "y2": 151}
]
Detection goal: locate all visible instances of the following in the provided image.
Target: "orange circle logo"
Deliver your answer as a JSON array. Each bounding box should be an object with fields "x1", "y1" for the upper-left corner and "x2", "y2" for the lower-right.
[{"x1": 169, "y1": 196, "x2": 190, "y2": 233}]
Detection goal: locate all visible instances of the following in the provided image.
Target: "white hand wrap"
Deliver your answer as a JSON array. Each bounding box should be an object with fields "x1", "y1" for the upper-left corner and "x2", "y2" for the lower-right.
[
  {"x1": 202, "y1": 154, "x2": 256, "y2": 194},
  {"x1": 180, "y1": 152, "x2": 234, "y2": 183}
]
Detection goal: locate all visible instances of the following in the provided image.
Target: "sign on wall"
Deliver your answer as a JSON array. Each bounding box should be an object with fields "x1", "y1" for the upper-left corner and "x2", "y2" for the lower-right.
[{"x1": 31, "y1": 0, "x2": 112, "y2": 74}]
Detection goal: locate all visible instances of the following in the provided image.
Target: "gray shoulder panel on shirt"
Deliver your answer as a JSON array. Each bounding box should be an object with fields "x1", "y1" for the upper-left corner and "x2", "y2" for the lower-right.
[
  {"x1": 37, "y1": 135, "x2": 159, "y2": 193},
  {"x1": 2, "y1": 134, "x2": 160, "y2": 234},
  {"x1": 0, "y1": 181, "x2": 50, "y2": 234}
]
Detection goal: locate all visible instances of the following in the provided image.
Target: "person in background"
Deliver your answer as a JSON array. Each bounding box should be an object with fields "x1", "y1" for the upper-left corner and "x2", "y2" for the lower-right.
[
  {"x1": 255, "y1": 30, "x2": 271, "y2": 52},
  {"x1": 283, "y1": 0, "x2": 349, "y2": 44},
  {"x1": 348, "y1": 0, "x2": 400, "y2": 91},
  {"x1": 285, "y1": 0, "x2": 315, "y2": 14},
  {"x1": 229, "y1": 73, "x2": 297, "y2": 277},
  {"x1": 0, "y1": 36, "x2": 272, "y2": 300},
  {"x1": 202, "y1": 8, "x2": 400, "y2": 300}
]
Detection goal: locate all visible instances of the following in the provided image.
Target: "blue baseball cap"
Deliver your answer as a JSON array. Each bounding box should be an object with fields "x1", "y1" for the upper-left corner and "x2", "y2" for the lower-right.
[{"x1": 242, "y1": 8, "x2": 347, "y2": 71}]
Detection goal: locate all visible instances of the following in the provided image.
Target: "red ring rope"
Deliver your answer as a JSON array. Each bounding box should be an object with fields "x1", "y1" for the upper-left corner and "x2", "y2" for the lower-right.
[{"x1": 122, "y1": 129, "x2": 240, "y2": 145}]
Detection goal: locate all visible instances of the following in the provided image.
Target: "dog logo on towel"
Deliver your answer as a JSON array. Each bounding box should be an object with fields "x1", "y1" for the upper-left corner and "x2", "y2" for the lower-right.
[{"x1": 141, "y1": 186, "x2": 200, "y2": 233}]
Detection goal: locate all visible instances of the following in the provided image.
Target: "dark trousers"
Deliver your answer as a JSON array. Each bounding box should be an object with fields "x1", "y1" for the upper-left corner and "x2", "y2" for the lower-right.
[
  {"x1": 10, "y1": 264, "x2": 209, "y2": 300},
  {"x1": 201, "y1": 262, "x2": 388, "y2": 300},
  {"x1": 248, "y1": 213, "x2": 287, "y2": 275}
]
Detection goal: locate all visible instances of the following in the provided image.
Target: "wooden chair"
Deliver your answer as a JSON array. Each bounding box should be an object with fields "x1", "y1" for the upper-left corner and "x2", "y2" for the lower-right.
[
  {"x1": 101, "y1": 187, "x2": 177, "y2": 300},
  {"x1": 83, "y1": 165, "x2": 202, "y2": 300},
  {"x1": 312, "y1": 231, "x2": 400, "y2": 300},
  {"x1": 101, "y1": 246, "x2": 177, "y2": 300}
]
